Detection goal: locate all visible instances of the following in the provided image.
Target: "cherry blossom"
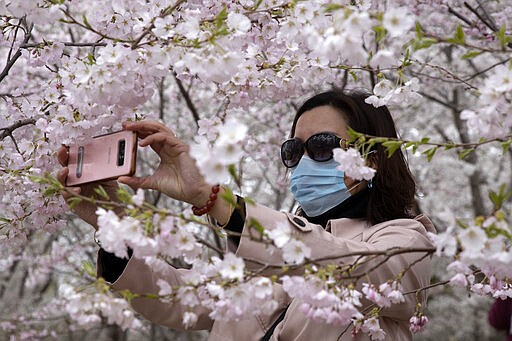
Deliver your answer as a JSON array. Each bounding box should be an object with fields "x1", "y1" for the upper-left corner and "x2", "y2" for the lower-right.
[
  {"x1": 1, "y1": 0, "x2": 511, "y2": 338},
  {"x1": 382, "y1": 7, "x2": 415, "y2": 37},
  {"x1": 333, "y1": 148, "x2": 376, "y2": 181},
  {"x1": 409, "y1": 315, "x2": 428, "y2": 334},
  {"x1": 282, "y1": 239, "x2": 311, "y2": 264}
]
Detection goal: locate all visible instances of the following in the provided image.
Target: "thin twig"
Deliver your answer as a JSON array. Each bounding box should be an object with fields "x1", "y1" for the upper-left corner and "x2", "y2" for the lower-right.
[
  {"x1": 464, "y1": 58, "x2": 511, "y2": 81},
  {"x1": 0, "y1": 118, "x2": 37, "y2": 140},
  {"x1": 173, "y1": 71, "x2": 200, "y2": 126},
  {"x1": 464, "y1": 1, "x2": 498, "y2": 32},
  {"x1": 0, "y1": 22, "x2": 33, "y2": 84},
  {"x1": 447, "y1": 6, "x2": 474, "y2": 27},
  {"x1": 21, "y1": 42, "x2": 107, "y2": 48}
]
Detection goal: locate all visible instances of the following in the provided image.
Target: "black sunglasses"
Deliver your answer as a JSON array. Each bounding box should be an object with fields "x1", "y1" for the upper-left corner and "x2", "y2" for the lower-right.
[{"x1": 280, "y1": 132, "x2": 349, "y2": 168}]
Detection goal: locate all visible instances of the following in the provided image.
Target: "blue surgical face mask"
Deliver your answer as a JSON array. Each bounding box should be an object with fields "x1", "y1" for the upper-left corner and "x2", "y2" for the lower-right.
[{"x1": 289, "y1": 156, "x2": 350, "y2": 217}]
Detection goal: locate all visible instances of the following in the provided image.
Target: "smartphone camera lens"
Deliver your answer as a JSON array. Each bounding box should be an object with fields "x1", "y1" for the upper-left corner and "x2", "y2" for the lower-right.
[{"x1": 117, "y1": 140, "x2": 126, "y2": 166}]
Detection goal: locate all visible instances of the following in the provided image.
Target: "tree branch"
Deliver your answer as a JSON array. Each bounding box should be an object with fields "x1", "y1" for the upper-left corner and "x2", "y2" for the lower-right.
[
  {"x1": 0, "y1": 22, "x2": 33, "y2": 84},
  {"x1": 0, "y1": 118, "x2": 37, "y2": 141},
  {"x1": 173, "y1": 72, "x2": 200, "y2": 127}
]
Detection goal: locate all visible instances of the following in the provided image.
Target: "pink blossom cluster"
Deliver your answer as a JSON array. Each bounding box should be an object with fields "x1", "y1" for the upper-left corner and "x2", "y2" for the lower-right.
[
  {"x1": 365, "y1": 78, "x2": 422, "y2": 108},
  {"x1": 266, "y1": 222, "x2": 312, "y2": 264},
  {"x1": 461, "y1": 64, "x2": 512, "y2": 138},
  {"x1": 353, "y1": 316, "x2": 386, "y2": 340},
  {"x1": 333, "y1": 148, "x2": 376, "y2": 181},
  {"x1": 409, "y1": 315, "x2": 428, "y2": 333},
  {"x1": 430, "y1": 213, "x2": 512, "y2": 299},
  {"x1": 190, "y1": 118, "x2": 248, "y2": 183},
  {"x1": 59, "y1": 283, "x2": 143, "y2": 331},
  {"x1": 96, "y1": 208, "x2": 202, "y2": 262},
  {"x1": 155, "y1": 257, "x2": 278, "y2": 323},
  {"x1": 281, "y1": 275, "x2": 363, "y2": 326},
  {"x1": 361, "y1": 281, "x2": 405, "y2": 308}
]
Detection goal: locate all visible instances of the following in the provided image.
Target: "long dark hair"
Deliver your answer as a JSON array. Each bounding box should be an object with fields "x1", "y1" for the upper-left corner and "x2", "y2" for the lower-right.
[{"x1": 290, "y1": 90, "x2": 417, "y2": 225}]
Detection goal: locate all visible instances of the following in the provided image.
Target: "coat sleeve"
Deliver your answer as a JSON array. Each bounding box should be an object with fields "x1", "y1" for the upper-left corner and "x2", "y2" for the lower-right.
[
  {"x1": 236, "y1": 202, "x2": 434, "y2": 321},
  {"x1": 488, "y1": 298, "x2": 512, "y2": 331},
  {"x1": 97, "y1": 254, "x2": 214, "y2": 331}
]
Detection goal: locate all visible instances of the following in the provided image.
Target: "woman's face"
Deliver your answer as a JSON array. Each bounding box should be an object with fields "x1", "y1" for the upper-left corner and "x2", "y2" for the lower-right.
[
  {"x1": 294, "y1": 105, "x2": 349, "y2": 143},
  {"x1": 294, "y1": 105, "x2": 362, "y2": 193}
]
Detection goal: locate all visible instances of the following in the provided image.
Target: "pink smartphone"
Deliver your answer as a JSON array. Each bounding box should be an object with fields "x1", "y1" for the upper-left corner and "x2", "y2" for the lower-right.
[{"x1": 65, "y1": 130, "x2": 137, "y2": 186}]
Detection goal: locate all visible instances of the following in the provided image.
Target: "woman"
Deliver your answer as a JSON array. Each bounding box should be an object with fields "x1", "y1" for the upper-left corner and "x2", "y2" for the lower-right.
[
  {"x1": 57, "y1": 90, "x2": 435, "y2": 340},
  {"x1": 489, "y1": 297, "x2": 512, "y2": 341}
]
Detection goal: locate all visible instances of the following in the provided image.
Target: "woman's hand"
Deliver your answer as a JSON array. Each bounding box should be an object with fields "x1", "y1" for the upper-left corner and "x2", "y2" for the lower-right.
[
  {"x1": 56, "y1": 146, "x2": 121, "y2": 229},
  {"x1": 118, "y1": 120, "x2": 212, "y2": 207}
]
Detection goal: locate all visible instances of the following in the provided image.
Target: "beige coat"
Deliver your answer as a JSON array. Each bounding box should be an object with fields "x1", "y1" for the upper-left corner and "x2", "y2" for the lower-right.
[{"x1": 98, "y1": 202, "x2": 435, "y2": 341}]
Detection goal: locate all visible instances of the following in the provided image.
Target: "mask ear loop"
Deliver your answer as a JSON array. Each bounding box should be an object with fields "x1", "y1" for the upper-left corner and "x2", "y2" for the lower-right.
[
  {"x1": 342, "y1": 149, "x2": 377, "y2": 193},
  {"x1": 346, "y1": 179, "x2": 368, "y2": 193}
]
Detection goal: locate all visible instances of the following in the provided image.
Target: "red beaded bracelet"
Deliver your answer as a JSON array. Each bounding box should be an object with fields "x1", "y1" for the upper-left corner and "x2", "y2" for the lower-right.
[{"x1": 192, "y1": 184, "x2": 220, "y2": 216}]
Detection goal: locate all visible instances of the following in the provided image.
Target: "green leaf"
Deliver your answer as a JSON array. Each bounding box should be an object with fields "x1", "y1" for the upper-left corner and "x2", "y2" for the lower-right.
[
  {"x1": 252, "y1": 0, "x2": 264, "y2": 11},
  {"x1": 415, "y1": 22, "x2": 423, "y2": 39},
  {"x1": 488, "y1": 184, "x2": 512, "y2": 210},
  {"x1": 367, "y1": 137, "x2": 388, "y2": 149},
  {"x1": 325, "y1": 3, "x2": 343, "y2": 12},
  {"x1": 412, "y1": 37, "x2": 438, "y2": 50},
  {"x1": 458, "y1": 148, "x2": 474, "y2": 160},
  {"x1": 94, "y1": 185, "x2": 110, "y2": 200},
  {"x1": 489, "y1": 191, "x2": 500, "y2": 208},
  {"x1": 86, "y1": 53, "x2": 95, "y2": 65},
  {"x1": 462, "y1": 50, "x2": 483, "y2": 59},
  {"x1": 401, "y1": 48, "x2": 411, "y2": 67},
  {"x1": 215, "y1": 6, "x2": 228, "y2": 30},
  {"x1": 349, "y1": 70, "x2": 358, "y2": 81},
  {"x1": 82, "y1": 260, "x2": 96, "y2": 277},
  {"x1": 67, "y1": 196, "x2": 83, "y2": 210},
  {"x1": 28, "y1": 175, "x2": 47, "y2": 184},
  {"x1": 495, "y1": 25, "x2": 512, "y2": 48},
  {"x1": 248, "y1": 217, "x2": 265, "y2": 238},
  {"x1": 118, "y1": 289, "x2": 139, "y2": 302},
  {"x1": 145, "y1": 293, "x2": 161, "y2": 300},
  {"x1": 116, "y1": 186, "x2": 133, "y2": 203},
  {"x1": 43, "y1": 185, "x2": 61, "y2": 197},
  {"x1": 373, "y1": 26, "x2": 387, "y2": 43},
  {"x1": 501, "y1": 140, "x2": 511, "y2": 154},
  {"x1": 448, "y1": 24, "x2": 465, "y2": 45},
  {"x1": 244, "y1": 196, "x2": 256, "y2": 206},
  {"x1": 404, "y1": 141, "x2": 421, "y2": 154},
  {"x1": 422, "y1": 147, "x2": 438, "y2": 161},
  {"x1": 382, "y1": 140, "x2": 402, "y2": 158},
  {"x1": 0, "y1": 216, "x2": 11, "y2": 223},
  {"x1": 443, "y1": 142, "x2": 457, "y2": 150},
  {"x1": 346, "y1": 127, "x2": 362, "y2": 141},
  {"x1": 455, "y1": 24, "x2": 465, "y2": 44},
  {"x1": 485, "y1": 224, "x2": 500, "y2": 238},
  {"x1": 228, "y1": 164, "x2": 240, "y2": 186},
  {"x1": 82, "y1": 15, "x2": 92, "y2": 29},
  {"x1": 220, "y1": 187, "x2": 237, "y2": 206}
]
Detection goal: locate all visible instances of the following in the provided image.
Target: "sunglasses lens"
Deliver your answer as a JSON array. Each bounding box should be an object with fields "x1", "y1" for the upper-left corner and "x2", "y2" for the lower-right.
[
  {"x1": 306, "y1": 133, "x2": 339, "y2": 162},
  {"x1": 281, "y1": 139, "x2": 303, "y2": 168}
]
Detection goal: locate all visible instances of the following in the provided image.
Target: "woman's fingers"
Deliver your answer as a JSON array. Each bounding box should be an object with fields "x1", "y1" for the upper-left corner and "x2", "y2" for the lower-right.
[
  {"x1": 118, "y1": 175, "x2": 155, "y2": 191},
  {"x1": 57, "y1": 146, "x2": 69, "y2": 166},
  {"x1": 138, "y1": 131, "x2": 176, "y2": 146},
  {"x1": 139, "y1": 131, "x2": 188, "y2": 157},
  {"x1": 56, "y1": 167, "x2": 81, "y2": 200},
  {"x1": 122, "y1": 120, "x2": 174, "y2": 138},
  {"x1": 56, "y1": 167, "x2": 68, "y2": 184}
]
